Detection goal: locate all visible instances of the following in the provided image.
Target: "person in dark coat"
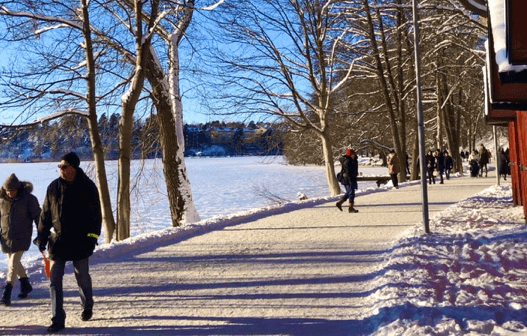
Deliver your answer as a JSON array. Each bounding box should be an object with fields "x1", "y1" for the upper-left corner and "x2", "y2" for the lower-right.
[
  {"x1": 34, "y1": 152, "x2": 102, "y2": 333},
  {"x1": 336, "y1": 148, "x2": 359, "y2": 213},
  {"x1": 478, "y1": 144, "x2": 489, "y2": 177},
  {"x1": 499, "y1": 148, "x2": 509, "y2": 180},
  {"x1": 426, "y1": 150, "x2": 436, "y2": 185},
  {"x1": 436, "y1": 149, "x2": 445, "y2": 184},
  {"x1": 444, "y1": 151, "x2": 454, "y2": 180},
  {"x1": 0, "y1": 174, "x2": 40, "y2": 305}
]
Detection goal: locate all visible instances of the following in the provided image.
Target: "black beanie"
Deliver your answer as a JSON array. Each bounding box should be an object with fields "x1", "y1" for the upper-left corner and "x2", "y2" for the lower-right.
[
  {"x1": 61, "y1": 152, "x2": 80, "y2": 169},
  {"x1": 3, "y1": 173, "x2": 20, "y2": 190}
]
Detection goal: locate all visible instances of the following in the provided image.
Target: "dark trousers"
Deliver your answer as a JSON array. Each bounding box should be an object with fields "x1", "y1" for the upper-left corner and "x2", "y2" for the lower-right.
[
  {"x1": 480, "y1": 163, "x2": 488, "y2": 176},
  {"x1": 427, "y1": 169, "x2": 435, "y2": 184},
  {"x1": 390, "y1": 174, "x2": 398, "y2": 188},
  {"x1": 50, "y1": 257, "x2": 93, "y2": 324},
  {"x1": 341, "y1": 184, "x2": 355, "y2": 203}
]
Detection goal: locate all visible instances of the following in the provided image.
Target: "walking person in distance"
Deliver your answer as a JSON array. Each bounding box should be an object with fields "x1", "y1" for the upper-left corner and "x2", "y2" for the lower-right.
[
  {"x1": 426, "y1": 150, "x2": 436, "y2": 185},
  {"x1": 0, "y1": 174, "x2": 41, "y2": 306},
  {"x1": 387, "y1": 149, "x2": 399, "y2": 189},
  {"x1": 444, "y1": 151, "x2": 454, "y2": 180},
  {"x1": 34, "y1": 152, "x2": 102, "y2": 333},
  {"x1": 469, "y1": 150, "x2": 480, "y2": 178},
  {"x1": 436, "y1": 149, "x2": 445, "y2": 184},
  {"x1": 336, "y1": 148, "x2": 359, "y2": 213},
  {"x1": 478, "y1": 144, "x2": 489, "y2": 177},
  {"x1": 498, "y1": 148, "x2": 509, "y2": 180}
]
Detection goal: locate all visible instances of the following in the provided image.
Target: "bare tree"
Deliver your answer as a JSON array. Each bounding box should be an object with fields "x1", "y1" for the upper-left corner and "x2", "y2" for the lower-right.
[
  {"x1": 419, "y1": 0, "x2": 487, "y2": 172},
  {"x1": 145, "y1": 0, "x2": 202, "y2": 225},
  {"x1": 0, "y1": 0, "x2": 117, "y2": 243},
  {"x1": 0, "y1": 0, "x2": 215, "y2": 238},
  {"x1": 334, "y1": 0, "x2": 486, "y2": 177},
  {"x1": 115, "y1": 0, "x2": 159, "y2": 240},
  {"x1": 456, "y1": 0, "x2": 487, "y2": 17},
  {"x1": 199, "y1": 0, "x2": 357, "y2": 196}
]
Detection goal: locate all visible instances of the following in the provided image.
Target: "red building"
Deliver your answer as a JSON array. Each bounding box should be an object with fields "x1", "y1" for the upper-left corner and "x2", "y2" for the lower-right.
[{"x1": 486, "y1": 0, "x2": 527, "y2": 214}]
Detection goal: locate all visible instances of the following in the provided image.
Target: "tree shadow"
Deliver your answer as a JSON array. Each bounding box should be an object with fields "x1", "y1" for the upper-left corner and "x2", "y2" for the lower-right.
[{"x1": 8, "y1": 304, "x2": 525, "y2": 335}]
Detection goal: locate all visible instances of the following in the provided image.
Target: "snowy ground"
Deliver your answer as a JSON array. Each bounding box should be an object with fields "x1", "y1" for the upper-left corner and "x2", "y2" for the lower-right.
[
  {"x1": 0, "y1": 156, "x2": 386, "y2": 273},
  {"x1": 370, "y1": 185, "x2": 527, "y2": 336},
  {"x1": 0, "y1": 161, "x2": 525, "y2": 335}
]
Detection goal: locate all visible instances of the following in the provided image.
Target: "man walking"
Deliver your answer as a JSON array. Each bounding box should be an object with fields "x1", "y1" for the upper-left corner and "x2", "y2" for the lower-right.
[{"x1": 34, "y1": 152, "x2": 102, "y2": 333}]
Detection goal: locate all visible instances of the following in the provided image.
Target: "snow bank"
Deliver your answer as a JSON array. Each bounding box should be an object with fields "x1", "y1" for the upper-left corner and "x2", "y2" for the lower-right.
[{"x1": 368, "y1": 185, "x2": 527, "y2": 335}]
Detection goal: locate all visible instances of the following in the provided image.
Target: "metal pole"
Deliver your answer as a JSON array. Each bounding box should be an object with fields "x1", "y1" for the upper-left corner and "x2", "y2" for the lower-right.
[
  {"x1": 412, "y1": 0, "x2": 430, "y2": 234},
  {"x1": 494, "y1": 125, "x2": 500, "y2": 185}
]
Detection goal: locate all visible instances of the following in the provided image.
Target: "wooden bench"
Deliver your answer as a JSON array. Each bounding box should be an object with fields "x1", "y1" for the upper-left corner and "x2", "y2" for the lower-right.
[{"x1": 357, "y1": 175, "x2": 411, "y2": 187}]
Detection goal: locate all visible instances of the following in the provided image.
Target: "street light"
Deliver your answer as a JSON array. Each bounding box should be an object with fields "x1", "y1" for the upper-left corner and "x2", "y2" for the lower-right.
[{"x1": 412, "y1": 0, "x2": 430, "y2": 234}]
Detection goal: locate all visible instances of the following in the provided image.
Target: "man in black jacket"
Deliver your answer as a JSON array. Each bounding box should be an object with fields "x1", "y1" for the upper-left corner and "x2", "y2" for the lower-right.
[{"x1": 34, "y1": 152, "x2": 102, "y2": 333}]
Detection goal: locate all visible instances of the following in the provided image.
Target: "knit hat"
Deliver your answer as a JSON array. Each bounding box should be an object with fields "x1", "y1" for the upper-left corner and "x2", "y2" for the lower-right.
[
  {"x1": 61, "y1": 152, "x2": 80, "y2": 169},
  {"x1": 345, "y1": 148, "x2": 355, "y2": 156},
  {"x1": 3, "y1": 173, "x2": 20, "y2": 190}
]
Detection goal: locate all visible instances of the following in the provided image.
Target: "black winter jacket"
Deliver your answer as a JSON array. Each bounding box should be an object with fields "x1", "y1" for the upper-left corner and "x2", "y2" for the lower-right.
[
  {"x1": 37, "y1": 168, "x2": 102, "y2": 261},
  {"x1": 339, "y1": 155, "x2": 358, "y2": 189},
  {"x1": 0, "y1": 182, "x2": 41, "y2": 253}
]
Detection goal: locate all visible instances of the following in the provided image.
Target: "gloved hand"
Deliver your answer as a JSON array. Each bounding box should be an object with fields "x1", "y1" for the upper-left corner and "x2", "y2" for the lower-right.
[
  {"x1": 33, "y1": 237, "x2": 47, "y2": 252},
  {"x1": 87, "y1": 237, "x2": 98, "y2": 253}
]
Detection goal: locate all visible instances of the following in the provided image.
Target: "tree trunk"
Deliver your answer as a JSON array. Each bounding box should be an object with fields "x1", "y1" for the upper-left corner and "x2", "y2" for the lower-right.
[
  {"x1": 362, "y1": 0, "x2": 404, "y2": 181},
  {"x1": 436, "y1": 72, "x2": 443, "y2": 150},
  {"x1": 455, "y1": 90, "x2": 463, "y2": 173},
  {"x1": 144, "y1": 47, "x2": 192, "y2": 227},
  {"x1": 157, "y1": 100, "x2": 186, "y2": 227},
  {"x1": 319, "y1": 131, "x2": 341, "y2": 196},
  {"x1": 376, "y1": 1, "x2": 406, "y2": 182},
  {"x1": 168, "y1": 37, "x2": 200, "y2": 224},
  {"x1": 117, "y1": 112, "x2": 132, "y2": 241},
  {"x1": 438, "y1": 69, "x2": 463, "y2": 174},
  {"x1": 411, "y1": 132, "x2": 420, "y2": 180},
  {"x1": 81, "y1": 0, "x2": 115, "y2": 243},
  {"x1": 116, "y1": 0, "x2": 152, "y2": 240}
]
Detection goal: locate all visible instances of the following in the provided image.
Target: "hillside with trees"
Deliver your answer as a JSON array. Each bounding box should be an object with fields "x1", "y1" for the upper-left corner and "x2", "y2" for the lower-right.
[{"x1": 0, "y1": 115, "x2": 282, "y2": 162}]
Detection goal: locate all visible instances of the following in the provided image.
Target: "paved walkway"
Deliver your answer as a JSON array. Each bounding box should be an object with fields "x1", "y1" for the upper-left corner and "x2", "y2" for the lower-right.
[{"x1": 0, "y1": 166, "x2": 502, "y2": 335}]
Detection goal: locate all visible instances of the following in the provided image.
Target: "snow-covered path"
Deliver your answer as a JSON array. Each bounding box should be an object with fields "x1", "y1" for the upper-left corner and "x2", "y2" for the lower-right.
[{"x1": 0, "y1": 172, "x2": 502, "y2": 335}]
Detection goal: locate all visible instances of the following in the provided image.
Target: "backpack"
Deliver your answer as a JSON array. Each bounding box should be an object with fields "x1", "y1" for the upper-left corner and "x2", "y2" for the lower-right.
[{"x1": 337, "y1": 156, "x2": 349, "y2": 184}]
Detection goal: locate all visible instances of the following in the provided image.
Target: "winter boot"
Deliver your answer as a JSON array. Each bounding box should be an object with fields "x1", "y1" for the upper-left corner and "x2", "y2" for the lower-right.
[
  {"x1": 18, "y1": 277, "x2": 32, "y2": 298},
  {"x1": 0, "y1": 283, "x2": 13, "y2": 306},
  {"x1": 336, "y1": 199, "x2": 345, "y2": 212},
  {"x1": 348, "y1": 202, "x2": 359, "y2": 213}
]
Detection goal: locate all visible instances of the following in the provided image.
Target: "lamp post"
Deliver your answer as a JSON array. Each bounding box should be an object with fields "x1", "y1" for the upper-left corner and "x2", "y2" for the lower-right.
[{"x1": 412, "y1": 0, "x2": 430, "y2": 234}]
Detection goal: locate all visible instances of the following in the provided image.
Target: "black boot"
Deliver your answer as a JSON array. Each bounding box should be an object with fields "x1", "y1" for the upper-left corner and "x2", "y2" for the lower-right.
[
  {"x1": 18, "y1": 277, "x2": 32, "y2": 298},
  {"x1": 336, "y1": 199, "x2": 345, "y2": 211},
  {"x1": 0, "y1": 283, "x2": 12, "y2": 306}
]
